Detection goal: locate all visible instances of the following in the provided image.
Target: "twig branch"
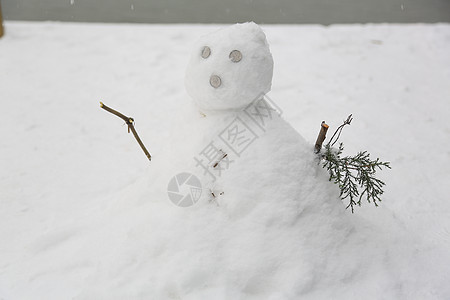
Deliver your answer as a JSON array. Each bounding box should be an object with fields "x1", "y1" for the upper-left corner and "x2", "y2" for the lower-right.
[
  {"x1": 327, "y1": 114, "x2": 353, "y2": 147},
  {"x1": 314, "y1": 121, "x2": 329, "y2": 153},
  {"x1": 315, "y1": 114, "x2": 391, "y2": 212},
  {"x1": 100, "y1": 102, "x2": 152, "y2": 161}
]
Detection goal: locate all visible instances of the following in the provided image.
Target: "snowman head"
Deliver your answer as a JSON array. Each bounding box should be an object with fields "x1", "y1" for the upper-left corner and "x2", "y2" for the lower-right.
[{"x1": 185, "y1": 22, "x2": 274, "y2": 111}]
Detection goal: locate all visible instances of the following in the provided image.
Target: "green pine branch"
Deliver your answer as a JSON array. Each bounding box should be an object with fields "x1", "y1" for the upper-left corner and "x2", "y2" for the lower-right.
[{"x1": 322, "y1": 143, "x2": 391, "y2": 213}]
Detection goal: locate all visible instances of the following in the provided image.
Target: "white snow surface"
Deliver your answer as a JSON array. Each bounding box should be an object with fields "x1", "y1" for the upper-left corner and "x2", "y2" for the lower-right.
[
  {"x1": 185, "y1": 22, "x2": 273, "y2": 110},
  {"x1": 1, "y1": 22, "x2": 450, "y2": 299}
]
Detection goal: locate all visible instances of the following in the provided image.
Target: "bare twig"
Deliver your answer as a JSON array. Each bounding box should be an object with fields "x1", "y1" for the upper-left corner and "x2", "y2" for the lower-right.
[
  {"x1": 327, "y1": 114, "x2": 353, "y2": 147},
  {"x1": 314, "y1": 121, "x2": 329, "y2": 153},
  {"x1": 100, "y1": 102, "x2": 151, "y2": 161},
  {"x1": 212, "y1": 150, "x2": 228, "y2": 168},
  {"x1": 211, "y1": 190, "x2": 224, "y2": 198}
]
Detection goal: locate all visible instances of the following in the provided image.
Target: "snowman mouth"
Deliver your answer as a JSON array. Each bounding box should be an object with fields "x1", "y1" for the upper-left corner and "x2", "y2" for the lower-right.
[{"x1": 210, "y1": 75, "x2": 222, "y2": 88}]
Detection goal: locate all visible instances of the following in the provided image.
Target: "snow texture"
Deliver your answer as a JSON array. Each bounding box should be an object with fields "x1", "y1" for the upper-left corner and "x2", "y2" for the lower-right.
[
  {"x1": 185, "y1": 22, "x2": 273, "y2": 111},
  {"x1": 0, "y1": 22, "x2": 450, "y2": 300}
]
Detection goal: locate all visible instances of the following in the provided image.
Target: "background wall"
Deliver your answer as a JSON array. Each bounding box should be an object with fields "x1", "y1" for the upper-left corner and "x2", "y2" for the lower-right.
[{"x1": 3, "y1": 0, "x2": 450, "y2": 24}]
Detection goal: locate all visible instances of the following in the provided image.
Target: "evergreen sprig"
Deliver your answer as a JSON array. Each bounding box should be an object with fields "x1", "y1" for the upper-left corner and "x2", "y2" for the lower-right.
[{"x1": 322, "y1": 143, "x2": 391, "y2": 213}]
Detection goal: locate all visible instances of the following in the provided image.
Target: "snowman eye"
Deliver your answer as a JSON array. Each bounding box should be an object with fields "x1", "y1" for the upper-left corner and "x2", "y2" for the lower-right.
[
  {"x1": 229, "y1": 50, "x2": 242, "y2": 63},
  {"x1": 201, "y1": 46, "x2": 211, "y2": 59}
]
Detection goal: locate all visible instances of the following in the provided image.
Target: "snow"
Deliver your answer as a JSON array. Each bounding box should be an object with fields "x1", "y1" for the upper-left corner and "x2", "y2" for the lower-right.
[
  {"x1": 1, "y1": 21, "x2": 450, "y2": 299},
  {"x1": 185, "y1": 22, "x2": 273, "y2": 110}
]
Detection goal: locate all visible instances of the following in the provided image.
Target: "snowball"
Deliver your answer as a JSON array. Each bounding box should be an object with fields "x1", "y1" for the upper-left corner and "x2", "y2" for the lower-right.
[{"x1": 185, "y1": 22, "x2": 274, "y2": 111}]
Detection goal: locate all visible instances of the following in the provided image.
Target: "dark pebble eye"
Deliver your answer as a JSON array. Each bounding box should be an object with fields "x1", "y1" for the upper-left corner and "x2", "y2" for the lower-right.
[
  {"x1": 201, "y1": 46, "x2": 211, "y2": 59},
  {"x1": 229, "y1": 50, "x2": 242, "y2": 62}
]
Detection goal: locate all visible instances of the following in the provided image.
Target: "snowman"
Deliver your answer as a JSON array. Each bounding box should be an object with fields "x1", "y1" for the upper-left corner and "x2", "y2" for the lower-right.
[
  {"x1": 159, "y1": 24, "x2": 358, "y2": 294},
  {"x1": 166, "y1": 22, "x2": 344, "y2": 219}
]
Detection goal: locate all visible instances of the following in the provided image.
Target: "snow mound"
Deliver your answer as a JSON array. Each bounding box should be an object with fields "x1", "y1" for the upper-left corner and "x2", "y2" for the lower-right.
[
  {"x1": 1, "y1": 22, "x2": 450, "y2": 300},
  {"x1": 76, "y1": 97, "x2": 367, "y2": 299}
]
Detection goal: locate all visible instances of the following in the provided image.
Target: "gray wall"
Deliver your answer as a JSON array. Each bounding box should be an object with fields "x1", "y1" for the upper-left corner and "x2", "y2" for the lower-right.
[{"x1": 3, "y1": 0, "x2": 450, "y2": 24}]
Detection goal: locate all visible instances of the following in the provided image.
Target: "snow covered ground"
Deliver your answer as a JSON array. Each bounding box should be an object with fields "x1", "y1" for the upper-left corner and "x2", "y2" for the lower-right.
[{"x1": 1, "y1": 21, "x2": 450, "y2": 299}]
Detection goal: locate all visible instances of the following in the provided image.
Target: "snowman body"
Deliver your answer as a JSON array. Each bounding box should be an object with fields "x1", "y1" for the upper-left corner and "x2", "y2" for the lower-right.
[
  {"x1": 167, "y1": 22, "x2": 343, "y2": 217},
  {"x1": 142, "y1": 24, "x2": 362, "y2": 297}
]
